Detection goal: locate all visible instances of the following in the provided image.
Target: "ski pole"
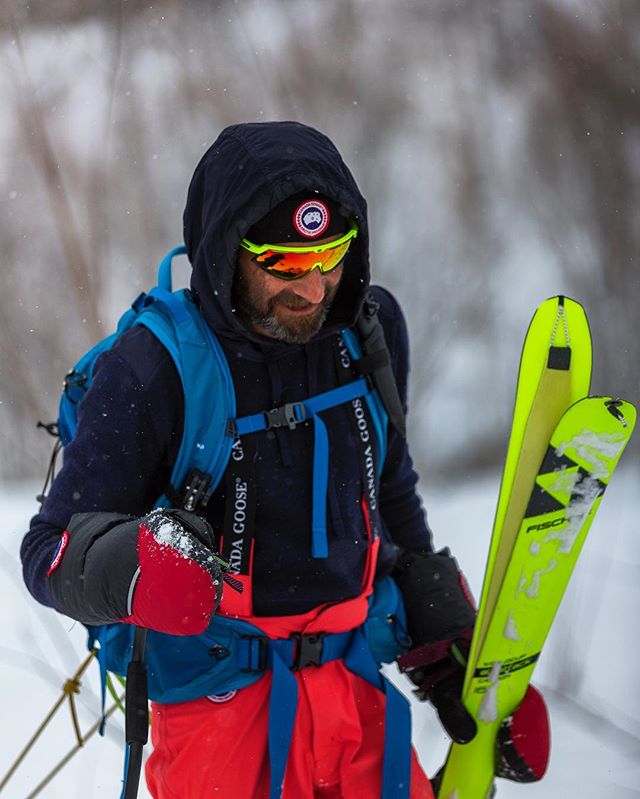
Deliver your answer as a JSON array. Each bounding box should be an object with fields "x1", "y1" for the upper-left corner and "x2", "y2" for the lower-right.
[{"x1": 123, "y1": 626, "x2": 148, "y2": 799}]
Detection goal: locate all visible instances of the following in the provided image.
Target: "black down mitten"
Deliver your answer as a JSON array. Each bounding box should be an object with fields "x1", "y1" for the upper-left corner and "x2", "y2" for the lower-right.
[{"x1": 394, "y1": 549, "x2": 477, "y2": 744}]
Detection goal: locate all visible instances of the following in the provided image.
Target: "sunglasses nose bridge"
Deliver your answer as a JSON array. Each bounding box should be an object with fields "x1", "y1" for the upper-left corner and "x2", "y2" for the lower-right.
[{"x1": 289, "y1": 264, "x2": 327, "y2": 302}]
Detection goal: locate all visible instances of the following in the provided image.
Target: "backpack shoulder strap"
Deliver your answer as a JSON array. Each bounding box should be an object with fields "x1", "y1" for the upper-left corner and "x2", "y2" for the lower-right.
[
  {"x1": 135, "y1": 247, "x2": 236, "y2": 509},
  {"x1": 57, "y1": 298, "x2": 147, "y2": 446}
]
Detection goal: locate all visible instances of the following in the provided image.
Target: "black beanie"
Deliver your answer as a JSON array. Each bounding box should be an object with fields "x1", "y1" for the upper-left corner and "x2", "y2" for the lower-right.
[{"x1": 246, "y1": 192, "x2": 351, "y2": 244}]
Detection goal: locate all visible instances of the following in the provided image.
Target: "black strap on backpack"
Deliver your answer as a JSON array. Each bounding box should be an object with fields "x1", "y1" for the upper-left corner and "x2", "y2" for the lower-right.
[{"x1": 355, "y1": 293, "x2": 406, "y2": 439}]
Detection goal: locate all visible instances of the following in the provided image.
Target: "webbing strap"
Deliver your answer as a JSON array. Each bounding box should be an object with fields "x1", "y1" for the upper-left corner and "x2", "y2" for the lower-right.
[
  {"x1": 263, "y1": 627, "x2": 411, "y2": 799},
  {"x1": 234, "y1": 378, "x2": 369, "y2": 436},
  {"x1": 310, "y1": 415, "x2": 329, "y2": 557},
  {"x1": 344, "y1": 628, "x2": 412, "y2": 799},
  {"x1": 381, "y1": 680, "x2": 412, "y2": 799},
  {"x1": 303, "y1": 378, "x2": 369, "y2": 415},
  {"x1": 267, "y1": 634, "x2": 354, "y2": 799},
  {"x1": 233, "y1": 378, "x2": 370, "y2": 559},
  {"x1": 268, "y1": 644, "x2": 299, "y2": 799}
]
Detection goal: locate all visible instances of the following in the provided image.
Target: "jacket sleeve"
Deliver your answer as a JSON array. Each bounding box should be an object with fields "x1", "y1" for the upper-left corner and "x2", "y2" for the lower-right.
[
  {"x1": 371, "y1": 286, "x2": 434, "y2": 555},
  {"x1": 20, "y1": 326, "x2": 182, "y2": 609}
]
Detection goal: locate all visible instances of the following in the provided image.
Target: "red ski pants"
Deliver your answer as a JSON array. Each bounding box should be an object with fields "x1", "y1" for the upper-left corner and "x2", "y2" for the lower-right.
[{"x1": 146, "y1": 659, "x2": 434, "y2": 798}]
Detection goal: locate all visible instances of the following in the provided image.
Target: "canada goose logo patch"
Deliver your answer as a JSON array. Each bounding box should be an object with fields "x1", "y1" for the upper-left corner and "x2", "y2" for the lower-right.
[
  {"x1": 293, "y1": 200, "x2": 330, "y2": 238},
  {"x1": 47, "y1": 531, "x2": 70, "y2": 576},
  {"x1": 206, "y1": 690, "x2": 237, "y2": 704}
]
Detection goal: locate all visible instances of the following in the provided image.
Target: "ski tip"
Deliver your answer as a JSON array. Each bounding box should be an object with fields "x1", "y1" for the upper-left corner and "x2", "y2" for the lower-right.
[
  {"x1": 533, "y1": 296, "x2": 591, "y2": 379},
  {"x1": 541, "y1": 295, "x2": 587, "y2": 316}
]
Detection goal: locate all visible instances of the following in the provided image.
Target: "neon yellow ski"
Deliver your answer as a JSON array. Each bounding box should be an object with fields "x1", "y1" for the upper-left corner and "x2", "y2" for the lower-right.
[
  {"x1": 438, "y1": 295, "x2": 593, "y2": 799},
  {"x1": 438, "y1": 397, "x2": 635, "y2": 799},
  {"x1": 467, "y1": 296, "x2": 592, "y2": 687}
]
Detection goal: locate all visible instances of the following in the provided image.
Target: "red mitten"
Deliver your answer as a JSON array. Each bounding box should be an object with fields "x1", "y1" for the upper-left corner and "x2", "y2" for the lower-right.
[
  {"x1": 496, "y1": 684, "x2": 550, "y2": 782},
  {"x1": 49, "y1": 509, "x2": 225, "y2": 635},
  {"x1": 120, "y1": 510, "x2": 224, "y2": 634}
]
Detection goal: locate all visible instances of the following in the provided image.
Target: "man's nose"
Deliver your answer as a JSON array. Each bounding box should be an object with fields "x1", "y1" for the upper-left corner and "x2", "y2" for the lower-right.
[{"x1": 291, "y1": 267, "x2": 327, "y2": 304}]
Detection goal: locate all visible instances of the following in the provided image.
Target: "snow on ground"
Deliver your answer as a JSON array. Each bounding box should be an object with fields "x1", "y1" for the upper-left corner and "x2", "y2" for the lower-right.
[{"x1": 1, "y1": 467, "x2": 639, "y2": 798}]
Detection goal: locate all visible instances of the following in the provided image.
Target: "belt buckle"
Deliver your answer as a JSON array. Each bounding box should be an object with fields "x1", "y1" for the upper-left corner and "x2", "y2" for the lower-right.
[
  {"x1": 265, "y1": 401, "x2": 306, "y2": 431},
  {"x1": 291, "y1": 632, "x2": 325, "y2": 670}
]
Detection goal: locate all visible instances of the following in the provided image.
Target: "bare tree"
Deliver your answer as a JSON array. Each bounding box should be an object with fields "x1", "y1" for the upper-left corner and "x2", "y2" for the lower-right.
[{"x1": 1, "y1": 0, "x2": 638, "y2": 481}]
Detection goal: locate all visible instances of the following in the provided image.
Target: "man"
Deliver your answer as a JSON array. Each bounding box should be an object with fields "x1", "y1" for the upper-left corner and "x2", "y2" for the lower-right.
[{"x1": 21, "y1": 122, "x2": 547, "y2": 798}]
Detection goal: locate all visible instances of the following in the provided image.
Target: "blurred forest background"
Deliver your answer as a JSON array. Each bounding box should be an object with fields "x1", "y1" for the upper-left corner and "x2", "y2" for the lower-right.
[{"x1": 0, "y1": 0, "x2": 638, "y2": 484}]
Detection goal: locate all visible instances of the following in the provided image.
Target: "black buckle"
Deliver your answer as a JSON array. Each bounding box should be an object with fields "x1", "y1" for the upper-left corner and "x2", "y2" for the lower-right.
[
  {"x1": 291, "y1": 632, "x2": 325, "y2": 670},
  {"x1": 181, "y1": 469, "x2": 213, "y2": 512},
  {"x1": 240, "y1": 635, "x2": 269, "y2": 673},
  {"x1": 63, "y1": 369, "x2": 87, "y2": 402},
  {"x1": 264, "y1": 401, "x2": 306, "y2": 431},
  {"x1": 131, "y1": 292, "x2": 147, "y2": 313},
  {"x1": 361, "y1": 292, "x2": 380, "y2": 320}
]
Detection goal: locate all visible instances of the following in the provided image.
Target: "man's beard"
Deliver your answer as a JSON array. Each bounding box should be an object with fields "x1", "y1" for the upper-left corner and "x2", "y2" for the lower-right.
[{"x1": 233, "y1": 277, "x2": 339, "y2": 344}]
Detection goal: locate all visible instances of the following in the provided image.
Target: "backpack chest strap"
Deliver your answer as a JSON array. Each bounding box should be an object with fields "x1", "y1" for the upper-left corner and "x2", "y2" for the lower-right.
[
  {"x1": 232, "y1": 378, "x2": 369, "y2": 435},
  {"x1": 231, "y1": 378, "x2": 372, "y2": 559}
]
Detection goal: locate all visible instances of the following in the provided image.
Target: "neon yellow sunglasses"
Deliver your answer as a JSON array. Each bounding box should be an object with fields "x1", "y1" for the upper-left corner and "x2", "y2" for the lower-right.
[{"x1": 239, "y1": 221, "x2": 358, "y2": 280}]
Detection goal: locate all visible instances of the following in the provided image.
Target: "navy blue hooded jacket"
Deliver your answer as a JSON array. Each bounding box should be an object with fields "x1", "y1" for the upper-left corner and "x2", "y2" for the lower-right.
[{"x1": 21, "y1": 121, "x2": 432, "y2": 617}]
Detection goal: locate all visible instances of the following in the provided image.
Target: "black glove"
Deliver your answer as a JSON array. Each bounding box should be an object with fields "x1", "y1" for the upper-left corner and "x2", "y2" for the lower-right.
[
  {"x1": 48, "y1": 508, "x2": 226, "y2": 635},
  {"x1": 393, "y1": 549, "x2": 477, "y2": 744},
  {"x1": 398, "y1": 628, "x2": 477, "y2": 744},
  {"x1": 394, "y1": 552, "x2": 550, "y2": 780}
]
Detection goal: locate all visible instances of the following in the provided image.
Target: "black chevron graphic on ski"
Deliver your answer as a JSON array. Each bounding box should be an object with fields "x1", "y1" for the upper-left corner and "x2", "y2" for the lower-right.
[
  {"x1": 569, "y1": 469, "x2": 606, "y2": 502},
  {"x1": 524, "y1": 445, "x2": 577, "y2": 517},
  {"x1": 537, "y1": 445, "x2": 577, "y2": 476},
  {"x1": 526, "y1": 459, "x2": 608, "y2": 518},
  {"x1": 525, "y1": 484, "x2": 565, "y2": 517}
]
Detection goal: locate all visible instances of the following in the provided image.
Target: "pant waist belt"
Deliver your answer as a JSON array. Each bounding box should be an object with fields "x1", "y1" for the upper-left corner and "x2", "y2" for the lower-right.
[{"x1": 238, "y1": 626, "x2": 411, "y2": 799}]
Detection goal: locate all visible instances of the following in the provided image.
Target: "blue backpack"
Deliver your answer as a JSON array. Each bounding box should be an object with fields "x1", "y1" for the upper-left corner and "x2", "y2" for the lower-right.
[
  {"x1": 59, "y1": 245, "x2": 235, "y2": 504},
  {"x1": 48, "y1": 246, "x2": 413, "y2": 799}
]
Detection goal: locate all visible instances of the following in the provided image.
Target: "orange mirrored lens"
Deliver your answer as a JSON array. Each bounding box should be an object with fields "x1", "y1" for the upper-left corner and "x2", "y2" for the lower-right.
[{"x1": 253, "y1": 239, "x2": 351, "y2": 279}]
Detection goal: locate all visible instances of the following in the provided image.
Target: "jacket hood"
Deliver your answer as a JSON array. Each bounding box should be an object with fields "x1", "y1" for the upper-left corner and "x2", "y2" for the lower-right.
[{"x1": 183, "y1": 122, "x2": 370, "y2": 345}]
